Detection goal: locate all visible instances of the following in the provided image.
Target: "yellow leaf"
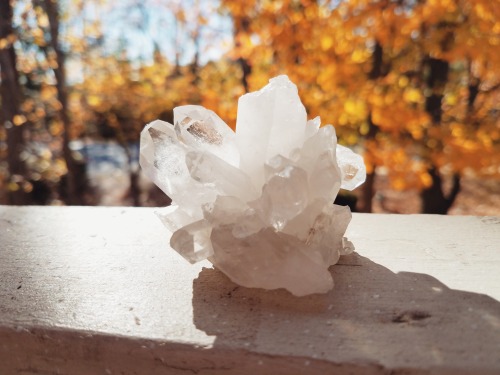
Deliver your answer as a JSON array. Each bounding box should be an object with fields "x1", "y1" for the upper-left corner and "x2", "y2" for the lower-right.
[
  {"x1": 420, "y1": 172, "x2": 433, "y2": 188},
  {"x1": 445, "y1": 93, "x2": 458, "y2": 105},
  {"x1": 320, "y1": 35, "x2": 333, "y2": 51},
  {"x1": 398, "y1": 76, "x2": 409, "y2": 88},
  {"x1": 404, "y1": 88, "x2": 423, "y2": 103},
  {"x1": 87, "y1": 95, "x2": 101, "y2": 107},
  {"x1": 344, "y1": 99, "x2": 357, "y2": 114},
  {"x1": 38, "y1": 13, "x2": 49, "y2": 28},
  {"x1": 8, "y1": 182, "x2": 19, "y2": 192},
  {"x1": 351, "y1": 49, "x2": 369, "y2": 63},
  {"x1": 13, "y1": 114, "x2": 27, "y2": 126},
  {"x1": 0, "y1": 37, "x2": 9, "y2": 49}
]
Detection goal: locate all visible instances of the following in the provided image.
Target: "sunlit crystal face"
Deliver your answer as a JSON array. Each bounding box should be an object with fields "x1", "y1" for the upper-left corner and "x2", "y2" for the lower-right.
[{"x1": 140, "y1": 75, "x2": 366, "y2": 296}]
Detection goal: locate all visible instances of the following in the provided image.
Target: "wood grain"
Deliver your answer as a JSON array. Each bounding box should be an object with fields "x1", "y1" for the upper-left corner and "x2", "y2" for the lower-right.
[{"x1": 0, "y1": 206, "x2": 499, "y2": 374}]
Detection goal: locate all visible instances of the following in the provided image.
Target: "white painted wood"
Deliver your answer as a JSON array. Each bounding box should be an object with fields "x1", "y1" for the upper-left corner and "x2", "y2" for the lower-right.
[{"x1": 0, "y1": 206, "x2": 499, "y2": 374}]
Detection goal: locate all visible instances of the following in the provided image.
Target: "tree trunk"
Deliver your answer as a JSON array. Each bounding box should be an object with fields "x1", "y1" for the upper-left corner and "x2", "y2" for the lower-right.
[
  {"x1": 233, "y1": 16, "x2": 252, "y2": 93},
  {"x1": 237, "y1": 57, "x2": 251, "y2": 93},
  {"x1": 419, "y1": 62, "x2": 477, "y2": 213},
  {"x1": 129, "y1": 169, "x2": 141, "y2": 207},
  {"x1": 0, "y1": 0, "x2": 30, "y2": 205},
  {"x1": 42, "y1": 0, "x2": 81, "y2": 205},
  {"x1": 122, "y1": 143, "x2": 141, "y2": 207},
  {"x1": 360, "y1": 169, "x2": 376, "y2": 213},
  {"x1": 421, "y1": 168, "x2": 460, "y2": 214},
  {"x1": 420, "y1": 57, "x2": 460, "y2": 214},
  {"x1": 360, "y1": 41, "x2": 384, "y2": 213}
]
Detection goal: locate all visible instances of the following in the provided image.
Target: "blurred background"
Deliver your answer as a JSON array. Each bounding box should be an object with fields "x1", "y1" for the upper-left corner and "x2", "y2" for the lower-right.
[{"x1": 0, "y1": 0, "x2": 499, "y2": 214}]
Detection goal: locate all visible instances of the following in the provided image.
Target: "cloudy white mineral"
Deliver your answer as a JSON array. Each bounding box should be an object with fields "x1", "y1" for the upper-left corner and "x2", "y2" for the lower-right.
[{"x1": 140, "y1": 75, "x2": 366, "y2": 296}]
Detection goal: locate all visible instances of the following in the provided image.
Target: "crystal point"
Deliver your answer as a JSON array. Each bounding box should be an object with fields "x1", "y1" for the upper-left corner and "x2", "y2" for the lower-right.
[
  {"x1": 236, "y1": 74, "x2": 307, "y2": 188},
  {"x1": 140, "y1": 75, "x2": 366, "y2": 296},
  {"x1": 337, "y1": 145, "x2": 366, "y2": 190}
]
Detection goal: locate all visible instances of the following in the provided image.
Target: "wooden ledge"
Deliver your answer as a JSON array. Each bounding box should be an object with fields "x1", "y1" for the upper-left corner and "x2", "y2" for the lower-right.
[{"x1": 0, "y1": 206, "x2": 499, "y2": 374}]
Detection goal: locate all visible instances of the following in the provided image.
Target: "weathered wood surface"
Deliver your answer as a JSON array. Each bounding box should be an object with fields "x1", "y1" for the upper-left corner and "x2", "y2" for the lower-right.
[{"x1": 0, "y1": 206, "x2": 499, "y2": 375}]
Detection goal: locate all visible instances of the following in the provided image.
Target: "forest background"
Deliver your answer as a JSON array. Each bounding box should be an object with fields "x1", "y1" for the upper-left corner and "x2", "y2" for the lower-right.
[{"x1": 1, "y1": 0, "x2": 499, "y2": 214}]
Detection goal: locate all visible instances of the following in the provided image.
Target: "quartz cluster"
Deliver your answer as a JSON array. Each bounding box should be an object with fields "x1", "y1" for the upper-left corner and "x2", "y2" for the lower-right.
[{"x1": 140, "y1": 75, "x2": 365, "y2": 296}]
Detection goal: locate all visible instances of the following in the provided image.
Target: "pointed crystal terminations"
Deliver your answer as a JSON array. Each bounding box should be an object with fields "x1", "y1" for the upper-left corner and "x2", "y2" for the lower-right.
[{"x1": 140, "y1": 75, "x2": 366, "y2": 296}]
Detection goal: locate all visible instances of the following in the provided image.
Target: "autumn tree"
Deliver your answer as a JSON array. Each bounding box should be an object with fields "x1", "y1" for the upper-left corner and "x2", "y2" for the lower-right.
[
  {"x1": 4, "y1": 0, "x2": 497, "y2": 210},
  {"x1": 221, "y1": 0, "x2": 500, "y2": 213},
  {"x1": 69, "y1": 0, "x2": 198, "y2": 205},
  {"x1": 0, "y1": 0, "x2": 30, "y2": 204},
  {"x1": 1, "y1": 0, "x2": 93, "y2": 205},
  {"x1": 68, "y1": 0, "x2": 242, "y2": 204},
  {"x1": 35, "y1": 0, "x2": 82, "y2": 204}
]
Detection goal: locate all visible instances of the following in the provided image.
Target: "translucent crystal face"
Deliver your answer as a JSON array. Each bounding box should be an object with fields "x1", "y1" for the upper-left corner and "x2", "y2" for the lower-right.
[{"x1": 140, "y1": 75, "x2": 366, "y2": 296}]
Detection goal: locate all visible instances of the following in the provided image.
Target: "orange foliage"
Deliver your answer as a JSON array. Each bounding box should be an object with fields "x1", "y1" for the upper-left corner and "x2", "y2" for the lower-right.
[
  {"x1": 221, "y1": 0, "x2": 500, "y2": 189},
  {"x1": 3, "y1": 0, "x2": 499, "y2": 205}
]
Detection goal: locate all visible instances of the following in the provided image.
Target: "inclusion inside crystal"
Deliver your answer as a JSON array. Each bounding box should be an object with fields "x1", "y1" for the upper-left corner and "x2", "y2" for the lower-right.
[{"x1": 140, "y1": 75, "x2": 366, "y2": 296}]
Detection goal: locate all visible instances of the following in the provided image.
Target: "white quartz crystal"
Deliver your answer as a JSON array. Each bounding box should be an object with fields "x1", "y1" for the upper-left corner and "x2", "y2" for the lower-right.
[{"x1": 140, "y1": 75, "x2": 366, "y2": 296}]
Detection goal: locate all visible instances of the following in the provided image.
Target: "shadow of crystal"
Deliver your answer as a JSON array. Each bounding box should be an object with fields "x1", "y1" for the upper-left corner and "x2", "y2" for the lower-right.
[{"x1": 192, "y1": 252, "x2": 500, "y2": 374}]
